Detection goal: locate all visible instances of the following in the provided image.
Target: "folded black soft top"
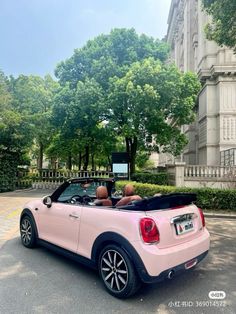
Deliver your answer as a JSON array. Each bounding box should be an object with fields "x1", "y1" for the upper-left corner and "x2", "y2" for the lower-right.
[{"x1": 118, "y1": 193, "x2": 197, "y2": 211}]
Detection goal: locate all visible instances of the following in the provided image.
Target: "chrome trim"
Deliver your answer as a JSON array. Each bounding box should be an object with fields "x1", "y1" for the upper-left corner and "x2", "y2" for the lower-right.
[
  {"x1": 69, "y1": 214, "x2": 79, "y2": 219},
  {"x1": 170, "y1": 213, "x2": 196, "y2": 224}
]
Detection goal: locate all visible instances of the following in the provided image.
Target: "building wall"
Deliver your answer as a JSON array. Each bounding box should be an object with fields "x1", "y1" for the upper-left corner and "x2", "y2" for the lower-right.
[{"x1": 163, "y1": 0, "x2": 236, "y2": 166}]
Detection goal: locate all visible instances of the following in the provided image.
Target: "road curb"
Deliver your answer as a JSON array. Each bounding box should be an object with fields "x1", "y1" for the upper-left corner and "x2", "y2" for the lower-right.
[
  {"x1": 204, "y1": 212, "x2": 236, "y2": 219},
  {"x1": 13, "y1": 188, "x2": 34, "y2": 192}
]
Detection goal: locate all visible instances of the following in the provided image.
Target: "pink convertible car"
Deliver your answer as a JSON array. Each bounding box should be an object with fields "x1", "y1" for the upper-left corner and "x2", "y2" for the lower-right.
[{"x1": 20, "y1": 178, "x2": 210, "y2": 298}]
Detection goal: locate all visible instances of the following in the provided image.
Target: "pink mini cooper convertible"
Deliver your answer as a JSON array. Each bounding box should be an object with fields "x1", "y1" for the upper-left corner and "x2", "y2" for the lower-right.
[{"x1": 20, "y1": 178, "x2": 210, "y2": 298}]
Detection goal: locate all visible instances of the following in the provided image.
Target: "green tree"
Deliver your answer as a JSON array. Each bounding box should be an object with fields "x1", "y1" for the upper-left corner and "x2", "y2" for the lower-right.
[
  {"x1": 46, "y1": 133, "x2": 82, "y2": 170},
  {"x1": 107, "y1": 58, "x2": 201, "y2": 174},
  {"x1": 11, "y1": 74, "x2": 59, "y2": 169},
  {"x1": 51, "y1": 79, "x2": 110, "y2": 170},
  {"x1": 55, "y1": 28, "x2": 169, "y2": 89},
  {"x1": 202, "y1": 0, "x2": 236, "y2": 51},
  {"x1": 0, "y1": 71, "x2": 34, "y2": 190},
  {"x1": 0, "y1": 71, "x2": 33, "y2": 154},
  {"x1": 0, "y1": 71, "x2": 12, "y2": 110},
  {"x1": 53, "y1": 28, "x2": 170, "y2": 170}
]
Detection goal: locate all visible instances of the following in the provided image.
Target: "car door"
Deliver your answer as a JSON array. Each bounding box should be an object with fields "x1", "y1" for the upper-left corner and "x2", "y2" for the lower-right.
[{"x1": 37, "y1": 183, "x2": 82, "y2": 253}]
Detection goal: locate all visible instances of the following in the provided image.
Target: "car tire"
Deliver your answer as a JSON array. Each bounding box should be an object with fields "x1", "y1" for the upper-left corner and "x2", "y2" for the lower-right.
[
  {"x1": 20, "y1": 215, "x2": 37, "y2": 248},
  {"x1": 98, "y1": 244, "x2": 141, "y2": 298}
]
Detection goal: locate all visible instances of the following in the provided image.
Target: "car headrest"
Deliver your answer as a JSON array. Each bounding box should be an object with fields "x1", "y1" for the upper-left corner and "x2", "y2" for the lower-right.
[
  {"x1": 96, "y1": 186, "x2": 108, "y2": 199},
  {"x1": 124, "y1": 184, "x2": 135, "y2": 196}
]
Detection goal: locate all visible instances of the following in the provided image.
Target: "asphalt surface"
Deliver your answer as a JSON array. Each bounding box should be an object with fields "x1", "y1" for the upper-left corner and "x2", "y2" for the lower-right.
[
  {"x1": 0, "y1": 189, "x2": 54, "y2": 248},
  {"x1": 0, "y1": 190, "x2": 236, "y2": 314}
]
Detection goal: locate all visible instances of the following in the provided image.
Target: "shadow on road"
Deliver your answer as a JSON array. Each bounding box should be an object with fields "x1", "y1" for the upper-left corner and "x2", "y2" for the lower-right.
[{"x1": 0, "y1": 230, "x2": 235, "y2": 314}]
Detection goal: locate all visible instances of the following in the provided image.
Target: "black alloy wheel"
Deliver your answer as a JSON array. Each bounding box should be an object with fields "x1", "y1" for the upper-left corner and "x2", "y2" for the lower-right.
[
  {"x1": 99, "y1": 244, "x2": 141, "y2": 298},
  {"x1": 20, "y1": 216, "x2": 37, "y2": 248}
]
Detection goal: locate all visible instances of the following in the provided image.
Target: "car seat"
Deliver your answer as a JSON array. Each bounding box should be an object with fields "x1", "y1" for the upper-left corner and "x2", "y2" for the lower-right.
[{"x1": 94, "y1": 186, "x2": 112, "y2": 206}]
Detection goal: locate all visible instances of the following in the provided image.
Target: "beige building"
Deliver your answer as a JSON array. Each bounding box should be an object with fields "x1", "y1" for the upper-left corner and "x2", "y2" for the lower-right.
[{"x1": 159, "y1": 0, "x2": 236, "y2": 166}]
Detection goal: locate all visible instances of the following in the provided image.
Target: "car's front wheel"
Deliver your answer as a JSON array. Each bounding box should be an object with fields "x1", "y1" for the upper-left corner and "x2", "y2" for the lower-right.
[
  {"x1": 98, "y1": 244, "x2": 141, "y2": 298},
  {"x1": 20, "y1": 215, "x2": 37, "y2": 248}
]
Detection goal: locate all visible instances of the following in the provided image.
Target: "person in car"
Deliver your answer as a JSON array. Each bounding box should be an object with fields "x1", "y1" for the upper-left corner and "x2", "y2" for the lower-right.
[{"x1": 116, "y1": 184, "x2": 142, "y2": 206}]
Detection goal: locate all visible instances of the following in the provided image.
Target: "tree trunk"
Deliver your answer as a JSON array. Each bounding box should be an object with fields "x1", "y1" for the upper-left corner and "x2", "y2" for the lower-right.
[
  {"x1": 38, "y1": 142, "x2": 43, "y2": 170},
  {"x1": 125, "y1": 137, "x2": 131, "y2": 156},
  {"x1": 107, "y1": 155, "x2": 111, "y2": 172},
  {"x1": 130, "y1": 136, "x2": 137, "y2": 175},
  {"x1": 78, "y1": 152, "x2": 82, "y2": 170},
  {"x1": 50, "y1": 157, "x2": 58, "y2": 170},
  {"x1": 83, "y1": 146, "x2": 89, "y2": 170},
  {"x1": 125, "y1": 136, "x2": 137, "y2": 175},
  {"x1": 91, "y1": 153, "x2": 95, "y2": 171},
  {"x1": 67, "y1": 152, "x2": 72, "y2": 170}
]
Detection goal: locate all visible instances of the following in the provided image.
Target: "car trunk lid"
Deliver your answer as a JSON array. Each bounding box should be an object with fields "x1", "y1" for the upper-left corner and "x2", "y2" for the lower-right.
[{"x1": 146, "y1": 204, "x2": 204, "y2": 248}]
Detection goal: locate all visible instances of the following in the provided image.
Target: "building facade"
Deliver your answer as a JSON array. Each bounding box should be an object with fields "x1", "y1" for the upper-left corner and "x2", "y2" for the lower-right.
[{"x1": 161, "y1": 0, "x2": 236, "y2": 166}]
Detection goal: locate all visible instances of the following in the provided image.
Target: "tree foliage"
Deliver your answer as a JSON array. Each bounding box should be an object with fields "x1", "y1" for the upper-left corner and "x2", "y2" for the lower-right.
[
  {"x1": 52, "y1": 28, "x2": 200, "y2": 173},
  {"x1": 0, "y1": 71, "x2": 12, "y2": 110},
  {"x1": 53, "y1": 29, "x2": 173, "y2": 172},
  {"x1": 0, "y1": 71, "x2": 33, "y2": 154},
  {"x1": 55, "y1": 28, "x2": 169, "y2": 89},
  {"x1": 51, "y1": 79, "x2": 116, "y2": 170},
  {"x1": 107, "y1": 58, "x2": 201, "y2": 173},
  {"x1": 0, "y1": 28, "x2": 201, "y2": 178},
  {"x1": 202, "y1": 0, "x2": 236, "y2": 51},
  {"x1": 10, "y1": 74, "x2": 59, "y2": 168},
  {"x1": 0, "y1": 71, "x2": 34, "y2": 190}
]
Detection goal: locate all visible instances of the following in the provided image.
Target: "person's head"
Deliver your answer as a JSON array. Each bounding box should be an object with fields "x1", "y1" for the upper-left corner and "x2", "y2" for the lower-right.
[
  {"x1": 123, "y1": 184, "x2": 135, "y2": 197},
  {"x1": 81, "y1": 182, "x2": 91, "y2": 190}
]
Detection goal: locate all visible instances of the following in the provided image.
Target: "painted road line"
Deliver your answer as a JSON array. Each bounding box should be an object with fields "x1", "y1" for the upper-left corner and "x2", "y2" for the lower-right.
[{"x1": 6, "y1": 208, "x2": 21, "y2": 219}]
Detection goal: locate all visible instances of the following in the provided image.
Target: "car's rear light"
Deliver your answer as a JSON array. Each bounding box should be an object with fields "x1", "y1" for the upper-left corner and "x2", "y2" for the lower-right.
[
  {"x1": 198, "y1": 207, "x2": 205, "y2": 227},
  {"x1": 140, "y1": 217, "x2": 159, "y2": 243}
]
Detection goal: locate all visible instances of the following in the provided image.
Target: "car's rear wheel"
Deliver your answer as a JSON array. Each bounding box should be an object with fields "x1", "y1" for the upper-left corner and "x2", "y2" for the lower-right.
[
  {"x1": 20, "y1": 216, "x2": 37, "y2": 248},
  {"x1": 98, "y1": 244, "x2": 141, "y2": 298}
]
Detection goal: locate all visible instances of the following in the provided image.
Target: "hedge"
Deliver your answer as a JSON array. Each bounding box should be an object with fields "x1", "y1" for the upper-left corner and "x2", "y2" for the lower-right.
[
  {"x1": 0, "y1": 153, "x2": 18, "y2": 192},
  {"x1": 131, "y1": 172, "x2": 169, "y2": 186},
  {"x1": 116, "y1": 181, "x2": 236, "y2": 211}
]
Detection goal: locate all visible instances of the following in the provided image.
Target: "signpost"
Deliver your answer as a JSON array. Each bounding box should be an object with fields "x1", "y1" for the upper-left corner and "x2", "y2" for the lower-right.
[{"x1": 112, "y1": 152, "x2": 130, "y2": 180}]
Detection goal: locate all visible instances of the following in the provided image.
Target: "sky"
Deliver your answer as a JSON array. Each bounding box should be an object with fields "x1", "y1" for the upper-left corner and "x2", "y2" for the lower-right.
[{"x1": 0, "y1": 0, "x2": 172, "y2": 77}]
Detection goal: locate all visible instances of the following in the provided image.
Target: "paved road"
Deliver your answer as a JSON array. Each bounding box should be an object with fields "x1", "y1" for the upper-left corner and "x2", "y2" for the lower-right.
[
  {"x1": 0, "y1": 189, "x2": 53, "y2": 247},
  {"x1": 0, "y1": 190, "x2": 236, "y2": 314}
]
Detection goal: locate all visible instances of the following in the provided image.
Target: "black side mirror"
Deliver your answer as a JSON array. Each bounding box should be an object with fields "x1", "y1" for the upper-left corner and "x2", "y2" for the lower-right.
[{"x1": 43, "y1": 196, "x2": 52, "y2": 208}]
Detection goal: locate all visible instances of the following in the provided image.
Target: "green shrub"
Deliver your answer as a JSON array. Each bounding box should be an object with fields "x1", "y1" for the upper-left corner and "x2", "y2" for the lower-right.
[
  {"x1": 0, "y1": 153, "x2": 18, "y2": 192},
  {"x1": 16, "y1": 178, "x2": 32, "y2": 189},
  {"x1": 116, "y1": 181, "x2": 236, "y2": 211},
  {"x1": 131, "y1": 172, "x2": 169, "y2": 186}
]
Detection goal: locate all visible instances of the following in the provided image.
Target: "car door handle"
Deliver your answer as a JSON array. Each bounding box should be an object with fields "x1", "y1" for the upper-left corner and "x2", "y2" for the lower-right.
[{"x1": 69, "y1": 214, "x2": 79, "y2": 219}]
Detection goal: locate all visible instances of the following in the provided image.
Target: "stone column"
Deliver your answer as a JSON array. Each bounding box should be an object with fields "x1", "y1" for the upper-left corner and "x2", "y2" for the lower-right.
[
  {"x1": 175, "y1": 162, "x2": 186, "y2": 187},
  {"x1": 166, "y1": 162, "x2": 186, "y2": 187}
]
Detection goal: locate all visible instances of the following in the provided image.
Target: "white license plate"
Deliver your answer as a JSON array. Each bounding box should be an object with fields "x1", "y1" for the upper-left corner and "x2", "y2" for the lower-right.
[{"x1": 175, "y1": 220, "x2": 194, "y2": 235}]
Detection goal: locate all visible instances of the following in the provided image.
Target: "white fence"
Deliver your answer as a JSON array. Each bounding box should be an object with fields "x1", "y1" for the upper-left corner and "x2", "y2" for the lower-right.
[
  {"x1": 19, "y1": 165, "x2": 236, "y2": 190},
  {"x1": 37, "y1": 170, "x2": 112, "y2": 179},
  {"x1": 167, "y1": 163, "x2": 236, "y2": 188},
  {"x1": 184, "y1": 165, "x2": 236, "y2": 178},
  {"x1": 27, "y1": 170, "x2": 113, "y2": 189}
]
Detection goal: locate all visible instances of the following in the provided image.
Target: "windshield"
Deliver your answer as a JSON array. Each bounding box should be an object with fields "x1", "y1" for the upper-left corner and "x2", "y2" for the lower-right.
[{"x1": 57, "y1": 181, "x2": 109, "y2": 202}]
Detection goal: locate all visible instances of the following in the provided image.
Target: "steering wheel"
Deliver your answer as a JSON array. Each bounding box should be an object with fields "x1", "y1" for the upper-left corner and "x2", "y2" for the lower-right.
[
  {"x1": 70, "y1": 194, "x2": 93, "y2": 205},
  {"x1": 70, "y1": 195, "x2": 83, "y2": 204},
  {"x1": 81, "y1": 195, "x2": 93, "y2": 205}
]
